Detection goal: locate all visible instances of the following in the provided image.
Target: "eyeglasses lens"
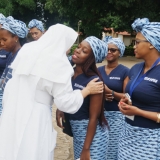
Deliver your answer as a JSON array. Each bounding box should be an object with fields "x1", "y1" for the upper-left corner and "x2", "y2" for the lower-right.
[{"x1": 108, "y1": 48, "x2": 117, "y2": 53}]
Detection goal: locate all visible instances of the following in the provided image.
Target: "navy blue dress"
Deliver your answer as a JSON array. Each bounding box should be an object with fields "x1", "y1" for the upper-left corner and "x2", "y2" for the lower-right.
[
  {"x1": 0, "y1": 50, "x2": 19, "y2": 115},
  {"x1": 0, "y1": 50, "x2": 10, "y2": 77},
  {"x1": 0, "y1": 49, "x2": 10, "y2": 115},
  {"x1": 69, "y1": 73, "x2": 109, "y2": 160},
  {"x1": 98, "y1": 64, "x2": 129, "y2": 160}
]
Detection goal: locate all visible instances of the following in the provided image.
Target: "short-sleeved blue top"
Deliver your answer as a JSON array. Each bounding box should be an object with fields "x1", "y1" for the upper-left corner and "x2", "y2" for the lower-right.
[
  {"x1": 125, "y1": 62, "x2": 160, "y2": 129},
  {"x1": 0, "y1": 50, "x2": 10, "y2": 77},
  {"x1": 1, "y1": 50, "x2": 19, "y2": 90},
  {"x1": 98, "y1": 64, "x2": 129, "y2": 111},
  {"x1": 69, "y1": 74, "x2": 99, "y2": 120}
]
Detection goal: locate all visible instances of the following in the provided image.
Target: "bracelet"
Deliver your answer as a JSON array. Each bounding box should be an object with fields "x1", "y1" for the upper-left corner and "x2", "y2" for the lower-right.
[
  {"x1": 156, "y1": 113, "x2": 160, "y2": 123},
  {"x1": 111, "y1": 90, "x2": 114, "y2": 97}
]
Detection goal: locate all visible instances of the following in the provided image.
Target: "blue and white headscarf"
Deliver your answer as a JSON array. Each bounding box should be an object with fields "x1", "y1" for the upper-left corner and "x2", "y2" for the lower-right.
[
  {"x1": 28, "y1": 19, "x2": 44, "y2": 32},
  {"x1": 132, "y1": 18, "x2": 160, "y2": 52},
  {"x1": 103, "y1": 36, "x2": 125, "y2": 57},
  {"x1": 0, "y1": 13, "x2": 6, "y2": 25},
  {"x1": 85, "y1": 36, "x2": 108, "y2": 63},
  {"x1": 1, "y1": 16, "x2": 28, "y2": 38}
]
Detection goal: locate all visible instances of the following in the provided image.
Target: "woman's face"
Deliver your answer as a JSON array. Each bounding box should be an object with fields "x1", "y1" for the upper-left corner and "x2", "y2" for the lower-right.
[
  {"x1": 134, "y1": 32, "x2": 150, "y2": 59},
  {"x1": 72, "y1": 41, "x2": 92, "y2": 64},
  {"x1": 0, "y1": 29, "x2": 18, "y2": 52},
  {"x1": 30, "y1": 27, "x2": 43, "y2": 41},
  {"x1": 106, "y1": 43, "x2": 120, "y2": 62}
]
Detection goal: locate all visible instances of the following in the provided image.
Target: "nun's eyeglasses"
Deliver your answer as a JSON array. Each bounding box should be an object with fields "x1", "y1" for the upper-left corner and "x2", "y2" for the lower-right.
[
  {"x1": 134, "y1": 40, "x2": 148, "y2": 46},
  {"x1": 108, "y1": 48, "x2": 119, "y2": 53}
]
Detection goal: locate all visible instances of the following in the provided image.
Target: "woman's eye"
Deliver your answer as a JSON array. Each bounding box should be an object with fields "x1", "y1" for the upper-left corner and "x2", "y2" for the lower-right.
[{"x1": 2, "y1": 38, "x2": 6, "y2": 41}]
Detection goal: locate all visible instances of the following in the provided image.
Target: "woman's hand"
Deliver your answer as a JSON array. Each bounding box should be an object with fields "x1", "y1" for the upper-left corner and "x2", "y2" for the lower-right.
[
  {"x1": 104, "y1": 85, "x2": 113, "y2": 101},
  {"x1": 120, "y1": 94, "x2": 132, "y2": 105},
  {"x1": 56, "y1": 109, "x2": 65, "y2": 129},
  {"x1": 105, "y1": 93, "x2": 113, "y2": 101},
  {"x1": 80, "y1": 149, "x2": 90, "y2": 160},
  {"x1": 86, "y1": 78, "x2": 103, "y2": 94},
  {"x1": 118, "y1": 102, "x2": 140, "y2": 116}
]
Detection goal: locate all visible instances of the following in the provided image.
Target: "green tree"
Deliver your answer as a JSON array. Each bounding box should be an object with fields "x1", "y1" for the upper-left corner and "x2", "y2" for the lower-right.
[{"x1": 45, "y1": 0, "x2": 160, "y2": 37}]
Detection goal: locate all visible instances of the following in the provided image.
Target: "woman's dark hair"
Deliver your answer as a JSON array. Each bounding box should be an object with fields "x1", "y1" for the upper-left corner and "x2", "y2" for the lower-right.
[
  {"x1": 11, "y1": 33, "x2": 27, "y2": 46},
  {"x1": 19, "y1": 37, "x2": 27, "y2": 46},
  {"x1": 82, "y1": 51, "x2": 108, "y2": 127}
]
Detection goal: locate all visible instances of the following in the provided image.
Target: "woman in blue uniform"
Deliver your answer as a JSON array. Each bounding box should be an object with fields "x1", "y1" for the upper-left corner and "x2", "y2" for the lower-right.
[
  {"x1": 118, "y1": 18, "x2": 160, "y2": 160},
  {"x1": 0, "y1": 14, "x2": 10, "y2": 78},
  {"x1": 98, "y1": 36, "x2": 129, "y2": 160},
  {"x1": 57, "y1": 36, "x2": 109, "y2": 160},
  {"x1": 0, "y1": 14, "x2": 10, "y2": 115},
  {"x1": 0, "y1": 16, "x2": 28, "y2": 114},
  {"x1": 28, "y1": 19, "x2": 44, "y2": 41}
]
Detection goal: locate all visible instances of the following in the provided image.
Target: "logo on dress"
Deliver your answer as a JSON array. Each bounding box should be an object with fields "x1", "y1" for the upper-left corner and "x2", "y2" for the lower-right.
[
  {"x1": 144, "y1": 77, "x2": 158, "y2": 83},
  {"x1": 0, "y1": 55, "x2": 6, "y2": 58},
  {"x1": 109, "y1": 77, "x2": 120, "y2": 80},
  {"x1": 74, "y1": 83, "x2": 85, "y2": 89}
]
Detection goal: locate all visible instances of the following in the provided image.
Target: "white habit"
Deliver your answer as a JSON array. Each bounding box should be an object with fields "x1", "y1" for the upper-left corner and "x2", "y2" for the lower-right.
[{"x1": 0, "y1": 24, "x2": 83, "y2": 160}]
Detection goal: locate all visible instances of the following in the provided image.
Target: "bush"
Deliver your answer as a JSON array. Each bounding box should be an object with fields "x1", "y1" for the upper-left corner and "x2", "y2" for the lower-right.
[
  {"x1": 124, "y1": 46, "x2": 134, "y2": 56},
  {"x1": 68, "y1": 44, "x2": 78, "y2": 56}
]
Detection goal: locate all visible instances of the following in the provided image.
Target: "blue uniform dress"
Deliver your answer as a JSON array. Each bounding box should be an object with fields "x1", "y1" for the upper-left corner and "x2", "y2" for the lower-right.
[
  {"x1": 69, "y1": 74, "x2": 109, "y2": 160},
  {"x1": 0, "y1": 51, "x2": 18, "y2": 115},
  {"x1": 118, "y1": 62, "x2": 160, "y2": 160},
  {"x1": 0, "y1": 50, "x2": 10, "y2": 115},
  {"x1": 98, "y1": 64, "x2": 129, "y2": 160}
]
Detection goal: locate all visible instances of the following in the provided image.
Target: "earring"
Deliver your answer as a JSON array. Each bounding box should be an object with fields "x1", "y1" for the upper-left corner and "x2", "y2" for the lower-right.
[{"x1": 15, "y1": 40, "x2": 17, "y2": 43}]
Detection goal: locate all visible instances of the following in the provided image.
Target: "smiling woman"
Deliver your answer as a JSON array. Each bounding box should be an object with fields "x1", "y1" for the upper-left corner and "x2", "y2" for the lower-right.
[{"x1": 98, "y1": 36, "x2": 129, "y2": 160}]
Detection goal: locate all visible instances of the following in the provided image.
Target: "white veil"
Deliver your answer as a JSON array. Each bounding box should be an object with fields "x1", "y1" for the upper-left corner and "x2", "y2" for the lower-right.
[{"x1": 11, "y1": 24, "x2": 78, "y2": 83}]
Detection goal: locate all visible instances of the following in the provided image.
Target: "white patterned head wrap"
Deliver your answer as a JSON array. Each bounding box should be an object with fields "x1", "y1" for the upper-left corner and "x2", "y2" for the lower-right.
[
  {"x1": 132, "y1": 18, "x2": 160, "y2": 52},
  {"x1": 0, "y1": 13, "x2": 6, "y2": 25},
  {"x1": 1, "y1": 16, "x2": 28, "y2": 38},
  {"x1": 84, "y1": 36, "x2": 108, "y2": 63},
  {"x1": 28, "y1": 19, "x2": 44, "y2": 32},
  {"x1": 103, "y1": 36, "x2": 125, "y2": 57}
]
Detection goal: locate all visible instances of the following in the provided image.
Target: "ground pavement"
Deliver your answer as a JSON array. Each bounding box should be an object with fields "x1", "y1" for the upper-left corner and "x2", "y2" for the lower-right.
[{"x1": 53, "y1": 57, "x2": 143, "y2": 160}]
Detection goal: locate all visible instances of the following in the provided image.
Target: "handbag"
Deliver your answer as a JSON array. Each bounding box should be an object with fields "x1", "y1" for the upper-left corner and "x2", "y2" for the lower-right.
[{"x1": 62, "y1": 112, "x2": 73, "y2": 137}]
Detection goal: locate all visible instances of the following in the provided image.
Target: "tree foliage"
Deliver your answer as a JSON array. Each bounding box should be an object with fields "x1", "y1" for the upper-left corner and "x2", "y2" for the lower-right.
[
  {"x1": 0, "y1": 0, "x2": 160, "y2": 36},
  {"x1": 45, "y1": 0, "x2": 160, "y2": 37}
]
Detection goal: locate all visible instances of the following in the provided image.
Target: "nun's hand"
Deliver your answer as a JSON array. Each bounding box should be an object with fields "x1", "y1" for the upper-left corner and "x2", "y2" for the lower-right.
[
  {"x1": 56, "y1": 109, "x2": 65, "y2": 129},
  {"x1": 86, "y1": 78, "x2": 103, "y2": 94},
  {"x1": 118, "y1": 102, "x2": 139, "y2": 116}
]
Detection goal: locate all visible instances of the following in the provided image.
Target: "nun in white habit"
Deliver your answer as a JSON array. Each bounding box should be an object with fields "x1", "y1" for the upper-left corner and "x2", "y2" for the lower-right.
[{"x1": 0, "y1": 24, "x2": 103, "y2": 160}]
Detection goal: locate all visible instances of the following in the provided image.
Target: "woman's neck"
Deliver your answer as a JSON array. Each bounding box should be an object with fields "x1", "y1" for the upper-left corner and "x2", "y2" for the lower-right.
[
  {"x1": 73, "y1": 65, "x2": 83, "y2": 79},
  {"x1": 107, "y1": 60, "x2": 119, "y2": 69},
  {"x1": 144, "y1": 53, "x2": 160, "y2": 71},
  {"x1": 12, "y1": 43, "x2": 21, "y2": 55}
]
